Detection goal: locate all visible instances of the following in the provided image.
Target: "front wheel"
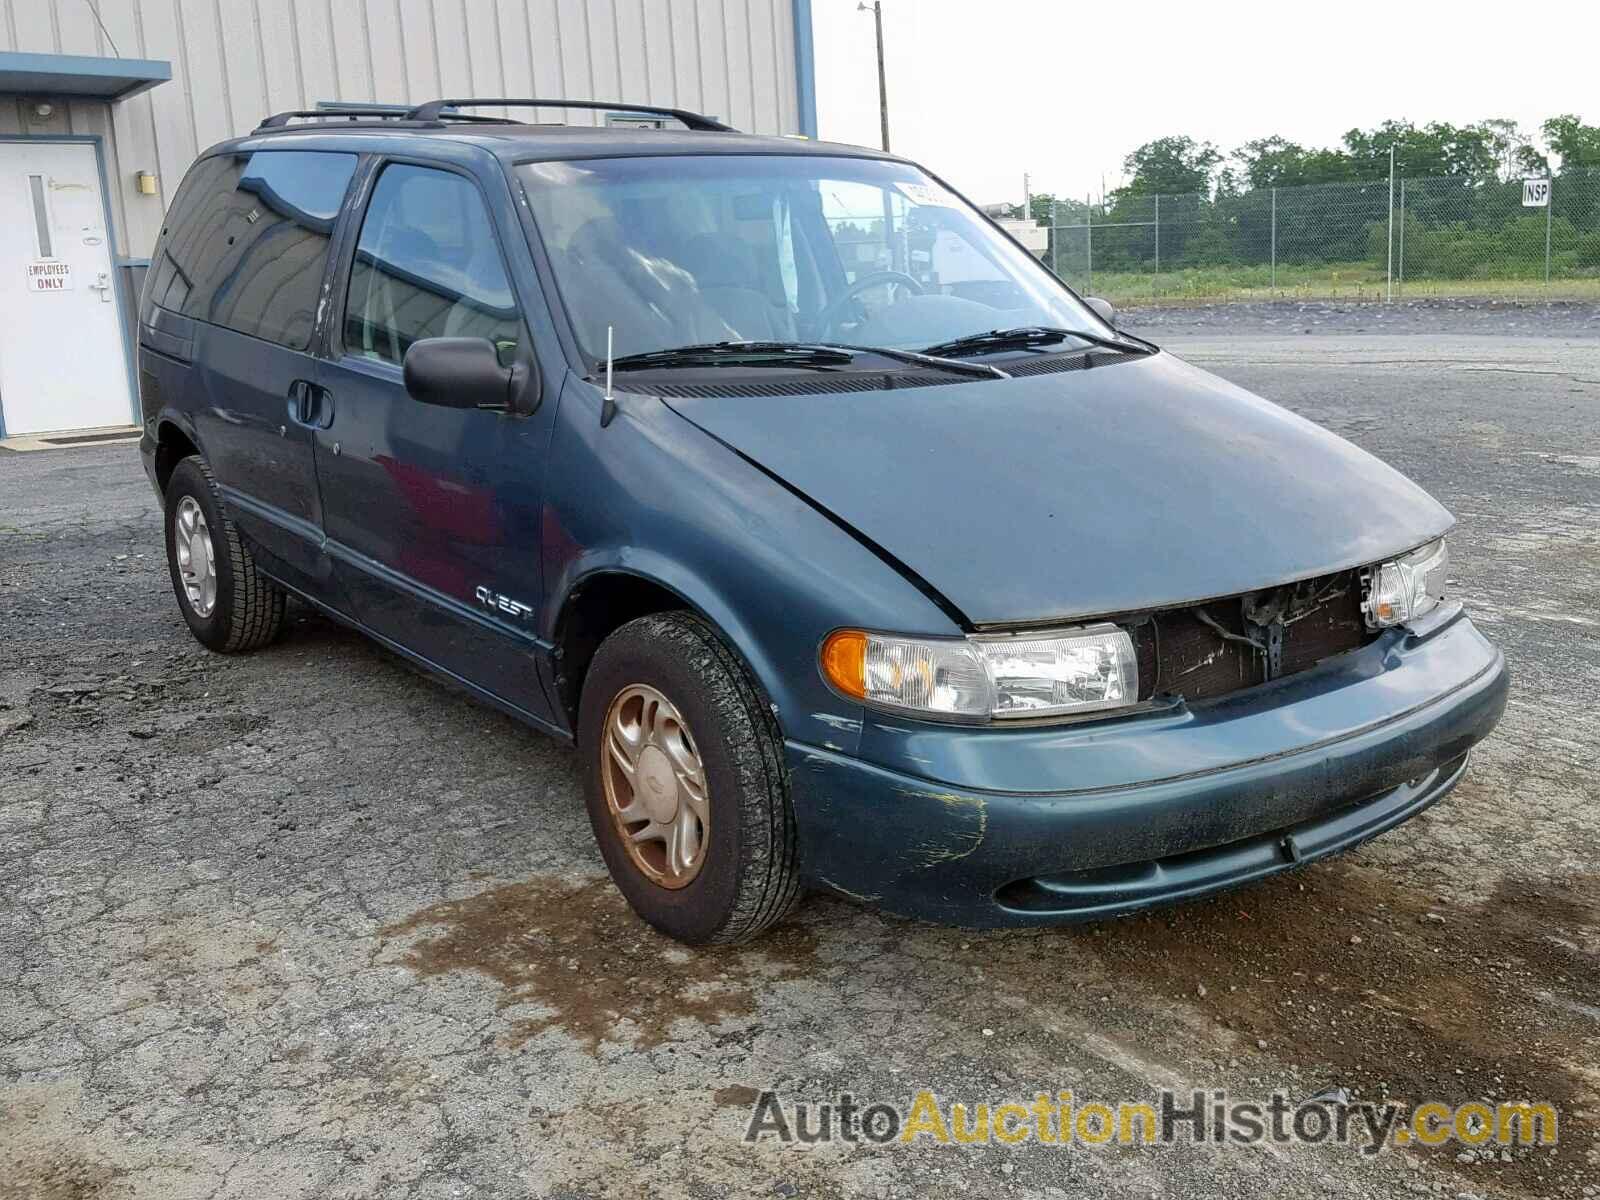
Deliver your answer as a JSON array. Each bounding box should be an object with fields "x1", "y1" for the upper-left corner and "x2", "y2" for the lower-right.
[{"x1": 578, "y1": 612, "x2": 803, "y2": 944}]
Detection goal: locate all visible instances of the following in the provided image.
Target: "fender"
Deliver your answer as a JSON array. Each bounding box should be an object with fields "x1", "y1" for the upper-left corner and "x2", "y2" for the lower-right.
[
  {"x1": 155, "y1": 408, "x2": 204, "y2": 455},
  {"x1": 539, "y1": 376, "x2": 965, "y2": 755},
  {"x1": 139, "y1": 408, "x2": 209, "y2": 499},
  {"x1": 547, "y1": 551, "x2": 818, "y2": 744}
]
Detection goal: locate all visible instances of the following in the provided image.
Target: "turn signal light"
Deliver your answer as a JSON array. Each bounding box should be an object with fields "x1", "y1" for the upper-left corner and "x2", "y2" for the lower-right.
[{"x1": 820, "y1": 629, "x2": 868, "y2": 699}]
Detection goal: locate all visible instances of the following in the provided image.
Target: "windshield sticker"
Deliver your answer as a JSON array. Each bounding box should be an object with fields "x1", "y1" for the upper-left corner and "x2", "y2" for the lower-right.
[{"x1": 896, "y1": 181, "x2": 957, "y2": 208}]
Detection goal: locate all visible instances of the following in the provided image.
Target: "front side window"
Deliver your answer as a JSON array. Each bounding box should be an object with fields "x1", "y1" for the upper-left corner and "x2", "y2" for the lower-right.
[
  {"x1": 147, "y1": 150, "x2": 357, "y2": 350},
  {"x1": 515, "y1": 154, "x2": 1104, "y2": 363},
  {"x1": 343, "y1": 164, "x2": 521, "y2": 367}
]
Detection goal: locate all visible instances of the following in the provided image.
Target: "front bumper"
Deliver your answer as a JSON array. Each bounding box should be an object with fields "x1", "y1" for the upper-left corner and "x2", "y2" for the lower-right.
[{"x1": 787, "y1": 605, "x2": 1508, "y2": 927}]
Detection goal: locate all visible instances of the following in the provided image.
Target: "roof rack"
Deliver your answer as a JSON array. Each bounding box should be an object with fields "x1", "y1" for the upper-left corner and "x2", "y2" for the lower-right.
[
  {"x1": 406, "y1": 98, "x2": 735, "y2": 132},
  {"x1": 253, "y1": 98, "x2": 736, "y2": 136},
  {"x1": 253, "y1": 104, "x2": 511, "y2": 132}
]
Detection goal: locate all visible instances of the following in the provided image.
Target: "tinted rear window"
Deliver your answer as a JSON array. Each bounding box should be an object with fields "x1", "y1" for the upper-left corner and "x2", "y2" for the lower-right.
[{"x1": 146, "y1": 150, "x2": 357, "y2": 350}]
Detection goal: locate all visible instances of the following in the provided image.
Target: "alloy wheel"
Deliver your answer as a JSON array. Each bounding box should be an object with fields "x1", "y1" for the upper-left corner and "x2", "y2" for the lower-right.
[
  {"x1": 600, "y1": 683, "x2": 711, "y2": 889},
  {"x1": 173, "y1": 495, "x2": 217, "y2": 617}
]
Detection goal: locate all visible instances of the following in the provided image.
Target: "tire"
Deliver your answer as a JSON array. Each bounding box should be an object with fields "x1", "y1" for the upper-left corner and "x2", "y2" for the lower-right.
[
  {"x1": 163, "y1": 455, "x2": 287, "y2": 653},
  {"x1": 578, "y1": 611, "x2": 803, "y2": 944}
]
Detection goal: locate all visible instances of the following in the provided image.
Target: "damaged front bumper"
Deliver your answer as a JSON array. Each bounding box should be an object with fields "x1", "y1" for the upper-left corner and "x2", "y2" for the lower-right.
[{"x1": 788, "y1": 603, "x2": 1508, "y2": 927}]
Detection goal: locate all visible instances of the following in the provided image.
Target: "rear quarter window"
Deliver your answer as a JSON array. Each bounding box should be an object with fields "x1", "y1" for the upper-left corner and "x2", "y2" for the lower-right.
[{"x1": 146, "y1": 150, "x2": 357, "y2": 351}]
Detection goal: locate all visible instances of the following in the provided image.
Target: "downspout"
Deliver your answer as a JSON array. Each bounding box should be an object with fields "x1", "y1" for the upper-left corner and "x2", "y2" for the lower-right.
[{"x1": 791, "y1": 0, "x2": 818, "y2": 138}]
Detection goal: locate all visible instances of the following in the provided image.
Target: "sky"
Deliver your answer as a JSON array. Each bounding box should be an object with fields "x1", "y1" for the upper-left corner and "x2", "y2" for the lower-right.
[{"x1": 811, "y1": 0, "x2": 1600, "y2": 207}]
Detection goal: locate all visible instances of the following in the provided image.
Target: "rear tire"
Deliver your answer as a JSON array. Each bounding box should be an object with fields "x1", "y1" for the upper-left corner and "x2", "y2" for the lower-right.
[
  {"x1": 579, "y1": 612, "x2": 803, "y2": 944},
  {"x1": 163, "y1": 455, "x2": 287, "y2": 652}
]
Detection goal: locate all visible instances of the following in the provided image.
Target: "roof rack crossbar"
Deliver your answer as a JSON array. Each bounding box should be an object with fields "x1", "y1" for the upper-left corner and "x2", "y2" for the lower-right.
[{"x1": 406, "y1": 98, "x2": 735, "y2": 132}]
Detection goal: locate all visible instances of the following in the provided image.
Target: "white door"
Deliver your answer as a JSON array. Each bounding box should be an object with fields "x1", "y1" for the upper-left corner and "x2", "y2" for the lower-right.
[{"x1": 0, "y1": 141, "x2": 133, "y2": 436}]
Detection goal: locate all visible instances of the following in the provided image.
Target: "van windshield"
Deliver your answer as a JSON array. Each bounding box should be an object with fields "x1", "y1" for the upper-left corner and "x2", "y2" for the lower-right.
[{"x1": 515, "y1": 155, "x2": 1105, "y2": 365}]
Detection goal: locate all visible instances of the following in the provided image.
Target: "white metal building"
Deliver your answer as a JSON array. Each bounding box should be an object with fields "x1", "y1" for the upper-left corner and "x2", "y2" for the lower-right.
[{"x1": 0, "y1": 0, "x2": 817, "y2": 439}]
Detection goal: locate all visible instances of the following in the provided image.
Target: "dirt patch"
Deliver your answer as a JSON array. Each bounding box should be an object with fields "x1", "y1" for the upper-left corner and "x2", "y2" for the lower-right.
[
  {"x1": 0, "y1": 1086, "x2": 119, "y2": 1200},
  {"x1": 713, "y1": 1084, "x2": 763, "y2": 1108},
  {"x1": 379, "y1": 876, "x2": 817, "y2": 1051},
  {"x1": 0, "y1": 1151, "x2": 115, "y2": 1200},
  {"x1": 1073, "y1": 861, "x2": 1600, "y2": 1195}
]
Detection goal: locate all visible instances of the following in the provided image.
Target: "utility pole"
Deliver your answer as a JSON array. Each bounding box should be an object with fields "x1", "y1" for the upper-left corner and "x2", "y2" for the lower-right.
[{"x1": 858, "y1": 1, "x2": 890, "y2": 152}]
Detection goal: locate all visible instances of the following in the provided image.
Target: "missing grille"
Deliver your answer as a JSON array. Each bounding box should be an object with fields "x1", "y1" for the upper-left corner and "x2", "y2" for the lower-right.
[{"x1": 1129, "y1": 570, "x2": 1374, "y2": 704}]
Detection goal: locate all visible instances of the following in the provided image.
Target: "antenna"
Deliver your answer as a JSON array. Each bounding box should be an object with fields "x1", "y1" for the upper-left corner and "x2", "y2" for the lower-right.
[{"x1": 600, "y1": 325, "x2": 617, "y2": 427}]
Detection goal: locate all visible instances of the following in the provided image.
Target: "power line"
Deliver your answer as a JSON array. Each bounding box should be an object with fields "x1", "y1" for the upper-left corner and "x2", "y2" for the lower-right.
[{"x1": 83, "y1": 1, "x2": 121, "y2": 59}]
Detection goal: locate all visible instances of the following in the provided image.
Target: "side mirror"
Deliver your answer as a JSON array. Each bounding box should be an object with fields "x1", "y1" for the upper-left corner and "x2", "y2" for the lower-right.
[
  {"x1": 403, "y1": 337, "x2": 535, "y2": 413},
  {"x1": 1085, "y1": 296, "x2": 1117, "y2": 327}
]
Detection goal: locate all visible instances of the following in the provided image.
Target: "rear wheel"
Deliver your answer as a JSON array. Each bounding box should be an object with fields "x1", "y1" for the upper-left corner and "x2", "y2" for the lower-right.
[
  {"x1": 579, "y1": 612, "x2": 803, "y2": 944},
  {"x1": 163, "y1": 455, "x2": 287, "y2": 652}
]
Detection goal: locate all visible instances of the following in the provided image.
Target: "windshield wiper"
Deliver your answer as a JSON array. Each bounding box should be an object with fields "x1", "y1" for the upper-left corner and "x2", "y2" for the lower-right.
[
  {"x1": 919, "y1": 326, "x2": 1154, "y2": 359},
  {"x1": 610, "y1": 341, "x2": 857, "y2": 372},
  {"x1": 608, "y1": 340, "x2": 1006, "y2": 380},
  {"x1": 831, "y1": 344, "x2": 1008, "y2": 380}
]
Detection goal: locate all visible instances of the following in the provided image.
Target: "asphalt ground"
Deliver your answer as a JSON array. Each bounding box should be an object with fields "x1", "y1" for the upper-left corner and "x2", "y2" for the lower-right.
[{"x1": 2, "y1": 303, "x2": 1597, "y2": 1199}]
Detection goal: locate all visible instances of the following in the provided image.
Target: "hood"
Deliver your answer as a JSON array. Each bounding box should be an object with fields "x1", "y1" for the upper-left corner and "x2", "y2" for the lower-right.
[{"x1": 662, "y1": 353, "x2": 1453, "y2": 627}]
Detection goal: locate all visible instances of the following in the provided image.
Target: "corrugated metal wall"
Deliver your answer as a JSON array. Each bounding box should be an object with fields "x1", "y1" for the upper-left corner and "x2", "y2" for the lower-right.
[{"x1": 0, "y1": 0, "x2": 801, "y2": 258}]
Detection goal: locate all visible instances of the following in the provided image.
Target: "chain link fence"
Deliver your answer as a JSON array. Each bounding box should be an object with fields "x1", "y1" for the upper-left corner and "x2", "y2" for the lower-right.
[{"x1": 1040, "y1": 169, "x2": 1600, "y2": 306}]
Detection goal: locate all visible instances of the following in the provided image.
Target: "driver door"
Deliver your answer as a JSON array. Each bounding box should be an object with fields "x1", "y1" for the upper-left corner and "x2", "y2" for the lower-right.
[{"x1": 312, "y1": 160, "x2": 556, "y2": 723}]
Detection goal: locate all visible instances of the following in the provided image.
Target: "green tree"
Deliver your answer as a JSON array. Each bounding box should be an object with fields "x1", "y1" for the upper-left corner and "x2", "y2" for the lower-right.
[
  {"x1": 1479, "y1": 118, "x2": 1544, "y2": 181},
  {"x1": 1540, "y1": 114, "x2": 1600, "y2": 172},
  {"x1": 1233, "y1": 137, "x2": 1357, "y2": 188},
  {"x1": 1342, "y1": 120, "x2": 1498, "y2": 182},
  {"x1": 1117, "y1": 136, "x2": 1221, "y2": 198},
  {"x1": 1233, "y1": 137, "x2": 1304, "y2": 188},
  {"x1": 1515, "y1": 143, "x2": 1552, "y2": 176}
]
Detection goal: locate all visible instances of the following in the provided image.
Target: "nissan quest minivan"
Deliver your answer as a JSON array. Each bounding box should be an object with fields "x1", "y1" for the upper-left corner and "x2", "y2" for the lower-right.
[{"x1": 138, "y1": 99, "x2": 1508, "y2": 944}]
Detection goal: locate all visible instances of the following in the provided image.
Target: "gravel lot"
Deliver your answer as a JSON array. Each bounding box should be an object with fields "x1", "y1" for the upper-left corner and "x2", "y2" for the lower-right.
[{"x1": 2, "y1": 302, "x2": 1597, "y2": 1199}]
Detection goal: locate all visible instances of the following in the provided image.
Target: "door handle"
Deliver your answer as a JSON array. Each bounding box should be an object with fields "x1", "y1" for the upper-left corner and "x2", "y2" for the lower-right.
[
  {"x1": 308, "y1": 385, "x2": 334, "y2": 429},
  {"x1": 287, "y1": 380, "x2": 315, "y2": 426},
  {"x1": 286, "y1": 381, "x2": 309, "y2": 425},
  {"x1": 287, "y1": 381, "x2": 335, "y2": 429}
]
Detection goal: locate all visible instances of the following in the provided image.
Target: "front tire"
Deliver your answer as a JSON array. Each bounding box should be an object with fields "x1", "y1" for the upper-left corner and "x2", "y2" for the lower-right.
[
  {"x1": 578, "y1": 612, "x2": 803, "y2": 944},
  {"x1": 163, "y1": 455, "x2": 286, "y2": 652}
]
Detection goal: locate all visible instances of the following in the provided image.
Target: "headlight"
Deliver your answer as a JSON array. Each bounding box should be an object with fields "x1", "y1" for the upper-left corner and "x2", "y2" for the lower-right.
[
  {"x1": 820, "y1": 623, "x2": 1139, "y2": 722},
  {"x1": 1363, "y1": 538, "x2": 1448, "y2": 628}
]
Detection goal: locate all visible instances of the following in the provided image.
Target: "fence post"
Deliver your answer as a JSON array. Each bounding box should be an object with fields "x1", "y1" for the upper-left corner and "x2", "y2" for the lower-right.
[
  {"x1": 1385, "y1": 145, "x2": 1395, "y2": 303},
  {"x1": 1154, "y1": 193, "x2": 1160, "y2": 297},
  {"x1": 1085, "y1": 192, "x2": 1093, "y2": 295},
  {"x1": 1270, "y1": 187, "x2": 1277, "y2": 292},
  {"x1": 1397, "y1": 178, "x2": 1406, "y2": 297},
  {"x1": 1050, "y1": 199, "x2": 1059, "y2": 278},
  {"x1": 1545, "y1": 178, "x2": 1553, "y2": 287}
]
